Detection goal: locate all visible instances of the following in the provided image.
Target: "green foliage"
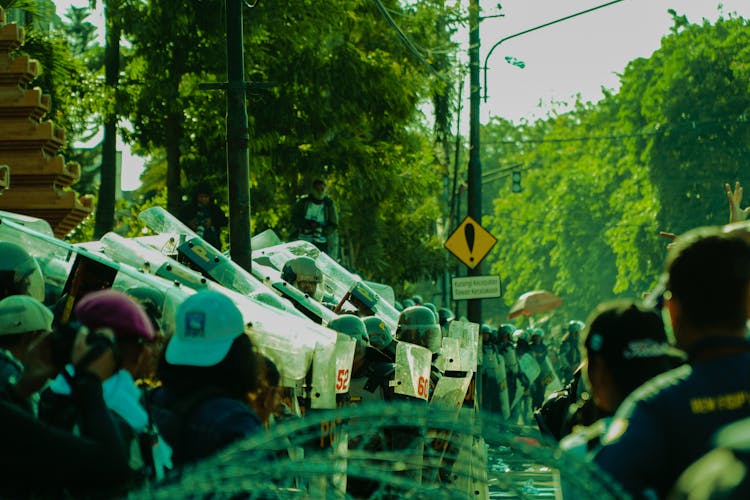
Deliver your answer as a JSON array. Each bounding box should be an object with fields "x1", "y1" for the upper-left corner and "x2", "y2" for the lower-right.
[
  {"x1": 482, "y1": 14, "x2": 750, "y2": 322},
  {"x1": 115, "y1": 0, "x2": 458, "y2": 291}
]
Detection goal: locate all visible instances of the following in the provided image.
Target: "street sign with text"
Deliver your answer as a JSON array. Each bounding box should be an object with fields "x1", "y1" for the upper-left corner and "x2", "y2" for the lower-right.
[{"x1": 451, "y1": 275, "x2": 502, "y2": 300}]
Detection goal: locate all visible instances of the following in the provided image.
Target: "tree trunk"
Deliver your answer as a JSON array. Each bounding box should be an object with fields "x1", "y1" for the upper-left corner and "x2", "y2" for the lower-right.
[{"x1": 94, "y1": 0, "x2": 120, "y2": 238}]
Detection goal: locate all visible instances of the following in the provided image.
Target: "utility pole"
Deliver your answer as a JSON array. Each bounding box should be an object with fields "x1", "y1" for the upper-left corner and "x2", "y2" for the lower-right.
[
  {"x1": 225, "y1": 0, "x2": 252, "y2": 272},
  {"x1": 467, "y1": 0, "x2": 482, "y2": 324}
]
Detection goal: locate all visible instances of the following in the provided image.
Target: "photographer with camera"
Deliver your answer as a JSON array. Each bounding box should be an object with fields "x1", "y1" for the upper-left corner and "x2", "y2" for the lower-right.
[
  {"x1": 40, "y1": 289, "x2": 172, "y2": 484},
  {"x1": 0, "y1": 314, "x2": 131, "y2": 496},
  {"x1": 0, "y1": 295, "x2": 56, "y2": 413}
]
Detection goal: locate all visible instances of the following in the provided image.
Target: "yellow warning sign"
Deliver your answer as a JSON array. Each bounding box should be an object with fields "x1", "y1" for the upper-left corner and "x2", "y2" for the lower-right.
[{"x1": 444, "y1": 216, "x2": 497, "y2": 269}]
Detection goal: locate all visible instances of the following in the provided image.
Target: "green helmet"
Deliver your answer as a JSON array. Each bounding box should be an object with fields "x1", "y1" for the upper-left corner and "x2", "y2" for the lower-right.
[
  {"x1": 568, "y1": 320, "x2": 585, "y2": 335},
  {"x1": 395, "y1": 305, "x2": 441, "y2": 354},
  {"x1": 364, "y1": 316, "x2": 392, "y2": 350},
  {"x1": 423, "y1": 302, "x2": 438, "y2": 323},
  {"x1": 531, "y1": 327, "x2": 545, "y2": 339},
  {"x1": 126, "y1": 286, "x2": 165, "y2": 331},
  {"x1": 328, "y1": 315, "x2": 369, "y2": 345},
  {"x1": 498, "y1": 324, "x2": 515, "y2": 343},
  {"x1": 437, "y1": 307, "x2": 454, "y2": 327},
  {"x1": 481, "y1": 323, "x2": 495, "y2": 345},
  {"x1": 0, "y1": 242, "x2": 44, "y2": 301},
  {"x1": 281, "y1": 256, "x2": 323, "y2": 299},
  {"x1": 329, "y1": 315, "x2": 369, "y2": 361}
]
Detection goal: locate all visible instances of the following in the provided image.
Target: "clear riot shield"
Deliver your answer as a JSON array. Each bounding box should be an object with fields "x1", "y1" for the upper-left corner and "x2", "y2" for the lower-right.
[
  {"x1": 99, "y1": 232, "x2": 310, "y2": 321},
  {"x1": 496, "y1": 354, "x2": 510, "y2": 420},
  {"x1": 251, "y1": 238, "x2": 400, "y2": 333},
  {"x1": 430, "y1": 372, "x2": 473, "y2": 409},
  {"x1": 518, "y1": 353, "x2": 541, "y2": 384},
  {"x1": 541, "y1": 356, "x2": 563, "y2": 398},
  {"x1": 445, "y1": 320, "x2": 480, "y2": 408},
  {"x1": 311, "y1": 340, "x2": 338, "y2": 410},
  {"x1": 446, "y1": 320, "x2": 479, "y2": 373},
  {"x1": 334, "y1": 333, "x2": 356, "y2": 395},
  {"x1": 0, "y1": 210, "x2": 55, "y2": 237},
  {"x1": 309, "y1": 334, "x2": 353, "y2": 498},
  {"x1": 99, "y1": 232, "x2": 209, "y2": 291},
  {"x1": 447, "y1": 429, "x2": 490, "y2": 500},
  {"x1": 251, "y1": 260, "x2": 339, "y2": 326},
  {"x1": 435, "y1": 337, "x2": 462, "y2": 373},
  {"x1": 138, "y1": 207, "x2": 264, "y2": 295},
  {"x1": 0, "y1": 214, "x2": 192, "y2": 310},
  {"x1": 391, "y1": 342, "x2": 432, "y2": 401}
]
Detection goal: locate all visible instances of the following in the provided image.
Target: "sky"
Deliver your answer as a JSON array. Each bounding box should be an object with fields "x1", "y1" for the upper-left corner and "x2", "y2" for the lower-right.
[
  {"x1": 52, "y1": 0, "x2": 750, "y2": 189},
  {"x1": 476, "y1": 0, "x2": 750, "y2": 123}
]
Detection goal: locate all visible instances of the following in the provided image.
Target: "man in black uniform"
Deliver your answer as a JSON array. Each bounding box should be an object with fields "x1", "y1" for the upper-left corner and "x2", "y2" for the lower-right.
[{"x1": 594, "y1": 226, "x2": 750, "y2": 498}]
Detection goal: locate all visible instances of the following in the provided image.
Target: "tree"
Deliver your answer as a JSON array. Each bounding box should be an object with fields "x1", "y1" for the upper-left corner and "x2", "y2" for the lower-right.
[{"x1": 481, "y1": 12, "x2": 750, "y2": 322}]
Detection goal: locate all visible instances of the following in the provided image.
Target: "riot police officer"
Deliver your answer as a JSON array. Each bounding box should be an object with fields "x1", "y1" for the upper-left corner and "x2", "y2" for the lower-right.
[
  {"x1": 0, "y1": 242, "x2": 44, "y2": 301},
  {"x1": 281, "y1": 256, "x2": 324, "y2": 301}
]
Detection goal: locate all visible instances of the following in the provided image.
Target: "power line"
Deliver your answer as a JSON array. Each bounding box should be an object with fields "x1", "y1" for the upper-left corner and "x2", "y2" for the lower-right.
[
  {"x1": 369, "y1": 0, "x2": 447, "y2": 82},
  {"x1": 481, "y1": 117, "x2": 750, "y2": 145}
]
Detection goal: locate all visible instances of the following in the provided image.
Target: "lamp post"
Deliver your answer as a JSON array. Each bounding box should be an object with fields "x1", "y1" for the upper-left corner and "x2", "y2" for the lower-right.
[
  {"x1": 482, "y1": 0, "x2": 625, "y2": 102},
  {"x1": 467, "y1": 0, "x2": 482, "y2": 324},
  {"x1": 464, "y1": 0, "x2": 625, "y2": 322},
  {"x1": 225, "y1": 0, "x2": 252, "y2": 272}
]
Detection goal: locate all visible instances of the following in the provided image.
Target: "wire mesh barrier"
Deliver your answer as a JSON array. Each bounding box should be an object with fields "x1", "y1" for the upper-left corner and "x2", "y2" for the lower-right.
[{"x1": 133, "y1": 401, "x2": 626, "y2": 499}]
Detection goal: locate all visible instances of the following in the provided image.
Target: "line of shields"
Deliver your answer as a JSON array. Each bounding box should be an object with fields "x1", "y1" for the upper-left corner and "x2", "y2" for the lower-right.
[
  {"x1": 506, "y1": 290, "x2": 565, "y2": 420},
  {"x1": 0, "y1": 210, "x2": 620, "y2": 498}
]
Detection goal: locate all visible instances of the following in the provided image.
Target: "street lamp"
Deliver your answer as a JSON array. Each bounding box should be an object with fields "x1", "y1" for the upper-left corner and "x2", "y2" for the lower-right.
[{"x1": 482, "y1": 0, "x2": 625, "y2": 102}]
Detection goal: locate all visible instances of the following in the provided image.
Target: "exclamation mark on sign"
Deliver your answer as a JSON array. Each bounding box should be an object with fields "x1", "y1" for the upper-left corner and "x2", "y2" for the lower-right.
[{"x1": 464, "y1": 222, "x2": 475, "y2": 263}]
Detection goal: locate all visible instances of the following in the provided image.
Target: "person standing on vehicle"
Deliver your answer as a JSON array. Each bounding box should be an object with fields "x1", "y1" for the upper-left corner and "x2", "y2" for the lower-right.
[
  {"x1": 291, "y1": 179, "x2": 339, "y2": 258},
  {"x1": 179, "y1": 183, "x2": 228, "y2": 250}
]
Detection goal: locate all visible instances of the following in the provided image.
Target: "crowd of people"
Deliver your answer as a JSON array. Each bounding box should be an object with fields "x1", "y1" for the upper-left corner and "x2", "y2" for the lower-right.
[
  {"x1": 460, "y1": 183, "x2": 750, "y2": 498},
  {"x1": 1, "y1": 179, "x2": 750, "y2": 499}
]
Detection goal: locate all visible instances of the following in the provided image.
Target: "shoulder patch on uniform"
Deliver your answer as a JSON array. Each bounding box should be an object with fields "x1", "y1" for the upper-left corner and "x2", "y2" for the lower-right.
[{"x1": 601, "y1": 417, "x2": 628, "y2": 446}]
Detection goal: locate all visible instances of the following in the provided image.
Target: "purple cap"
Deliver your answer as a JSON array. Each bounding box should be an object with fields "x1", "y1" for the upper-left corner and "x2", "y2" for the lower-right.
[{"x1": 75, "y1": 289, "x2": 155, "y2": 341}]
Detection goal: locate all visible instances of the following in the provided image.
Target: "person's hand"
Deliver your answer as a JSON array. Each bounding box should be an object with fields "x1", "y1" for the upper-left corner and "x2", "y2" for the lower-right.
[
  {"x1": 659, "y1": 231, "x2": 677, "y2": 250},
  {"x1": 726, "y1": 182, "x2": 750, "y2": 223},
  {"x1": 71, "y1": 327, "x2": 117, "y2": 381},
  {"x1": 14, "y1": 334, "x2": 56, "y2": 399}
]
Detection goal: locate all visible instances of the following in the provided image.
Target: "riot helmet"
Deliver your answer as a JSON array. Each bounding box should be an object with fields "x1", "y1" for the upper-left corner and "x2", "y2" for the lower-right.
[
  {"x1": 437, "y1": 307, "x2": 454, "y2": 327},
  {"x1": 567, "y1": 320, "x2": 585, "y2": 336},
  {"x1": 423, "y1": 302, "x2": 438, "y2": 323},
  {"x1": 328, "y1": 314, "x2": 369, "y2": 362},
  {"x1": 513, "y1": 328, "x2": 529, "y2": 346},
  {"x1": 531, "y1": 327, "x2": 545, "y2": 343},
  {"x1": 395, "y1": 305, "x2": 441, "y2": 354},
  {"x1": 126, "y1": 286, "x2": 165, "y2": 332},
  {"x1": 481, "y1": 323, "x2": 493, "y2": 344},
  {"x1": 328, "y1": 315, "x2": 369, "y2": 345},
  {"x1": 498, "y1": 324, "x2": 515, "y2": 343},
  {"x1": 401, "y1": 298, "x2": 415, "y2": 308},
  {"x1": 0, "y1": 242, "x2": 44, "y2": 301},
  {"x1": 281, "y1": 256, "x2": 323, "y2": 300},
  {"x1": 364, "y1": 316, "x2": 392, "y2": 350}
]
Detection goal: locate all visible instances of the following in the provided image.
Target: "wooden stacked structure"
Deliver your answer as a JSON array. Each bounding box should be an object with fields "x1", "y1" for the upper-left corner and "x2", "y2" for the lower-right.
[{"x1": 0, "y1": 6, "x2": 91, "y2": 237}]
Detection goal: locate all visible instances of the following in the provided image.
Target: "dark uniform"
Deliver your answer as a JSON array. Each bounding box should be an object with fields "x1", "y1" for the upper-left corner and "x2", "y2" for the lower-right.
[{"x1": 594, "y1": 336, "x2": 750, "y2": 498}]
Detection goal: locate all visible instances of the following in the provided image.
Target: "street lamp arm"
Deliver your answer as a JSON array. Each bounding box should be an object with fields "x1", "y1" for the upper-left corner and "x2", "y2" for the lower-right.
[{"x1": 482, "y1": 0, "x2": 625, "y2": 102}]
